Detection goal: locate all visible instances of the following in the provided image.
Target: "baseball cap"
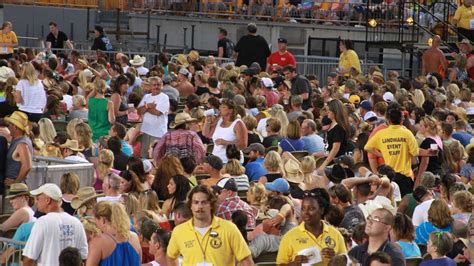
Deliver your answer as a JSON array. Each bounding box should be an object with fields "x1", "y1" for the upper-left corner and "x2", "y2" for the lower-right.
[
  {"x1": 94, "y1": 25, "x2": 104, "y2": 34},
  {"x1": 204, "y1": 155, "x2": 223, "y2": 170},
  {"x1": 142, "y1": 159, "x2": 153, "y2": 174},
  {"x1": 162, "y1": 76, "x2": 172, "y2": 84},
  {"x1": 363, "y1": 111, "x2": 378, "y2": 122},
  {"x1": 242, "y1": 143, "x2": 265, "y2": 154},
  {"x1": 349, "y1": 95, "x2": 361, "y2": 105},
  {"x1": 243, "y1": 68, "x2": 256, "y2": 76},
  {"x1": 273, "y1": 76, "x2": 285, "y2": 88},
  {"x1": 261, "y1": 77, "x2": 274, "y2": 88},
  {"x1": 328, "y1": 72, "x2": 338, "y2": 78},
  {"x1": 212, "y1": 177, "x2": 238, "y2": 192},
  {"x1": 30, "y1": 183, "x2": 62, "y2": 201},
  {"x1": 359, "y1": 100, "x2": 373, "y2": 111},
  {"x1": 277, "y1": 38, "x2": 288, "y2": 43},
  {"x1": 383, "y1": 92, "x2": 395, "y2": 102},
  {"x1": 265, "y1": 178, "x2": 290, "y2": 194},
  {"x1": 179, "y1": 68, "x2": 189, "y2": 76}
]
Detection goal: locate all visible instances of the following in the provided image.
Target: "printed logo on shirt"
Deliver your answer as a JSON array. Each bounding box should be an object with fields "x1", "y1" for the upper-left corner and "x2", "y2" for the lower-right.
[
  {"x1": 185, "y1": 240, "x2": 195, "y2": 248},
  {"x1": 296, "y1": 237, "x2": 308, "y2": 244},
  {"x1": 210, "y1": 236, "x2": 222, "y2": 249},
  {"x1": 59, "y1": 224, "x2": 75, "y2": 242},
  {"x1": 325, "y1": 236, "x2": 336, "y2": 249},
  {"x1": 382, "y1": 137, "x2": 407, "y2": 156}
]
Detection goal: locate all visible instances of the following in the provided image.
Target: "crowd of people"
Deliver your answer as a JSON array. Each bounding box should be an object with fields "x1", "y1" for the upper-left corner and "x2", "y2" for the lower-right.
[{"x1": 0, "y1": 17, "x2": 472, "y2": 266}]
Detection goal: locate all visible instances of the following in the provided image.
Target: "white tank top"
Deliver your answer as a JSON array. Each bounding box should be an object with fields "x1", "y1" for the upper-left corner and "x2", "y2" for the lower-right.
[
  {"x1": 22, "y1": 207, "x2": 37, "y2": 223},
  {"x1": 212, "y1": 118, "x2": 241, "y2": 163}
]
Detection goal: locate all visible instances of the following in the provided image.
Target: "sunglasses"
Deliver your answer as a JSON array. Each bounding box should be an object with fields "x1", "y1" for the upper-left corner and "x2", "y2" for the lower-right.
[{"x1": 367, "y1": 215, "x2": 389, "y2": 225}]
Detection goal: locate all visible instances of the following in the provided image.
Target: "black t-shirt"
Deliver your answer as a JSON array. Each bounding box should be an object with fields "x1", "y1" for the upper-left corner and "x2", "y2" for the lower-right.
[
  {"x1": 419, "y1": 137, "x2": 443, "y2": 175},
  {"x1": 217, "y1": 38, "x2": 234, "y2": 58},
  {"x1": 265, "y1": 173, "x2": 283, "y2": 182},
  {"x1": 263, "y1": 135, "x2": 282, "y2": 148},
  {"x1": 61, "y1": 200, "x2": 75, "y2": 215},
  {"x1": 46, "y1": 31, "x2": 68, "y2": 49},
  {"x1": 248, "y1": 133, "x2": 262, "y2": 146},
  {"x1": 235, "y1": 35, "x2": 271, "y2": 70},
  {"x1": 326, "y1": 124, "x2": 348, "y2": 157},
  {"x1": 113, "y1": 152, "x2": 129, "y2": 171},
  {"x1": 195, "y1": 86, "x2": 210, "y2": 96},
  {"x1": 291, "y1": 75, "x2": 312, "y2": 110},
  {"x1": 340, "y1": 205, "x2": 365, "y2": 231}
]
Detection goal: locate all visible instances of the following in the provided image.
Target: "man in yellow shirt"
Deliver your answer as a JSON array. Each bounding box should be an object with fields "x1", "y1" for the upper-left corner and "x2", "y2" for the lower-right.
[
  {"x1": 167, "y1": 185, "x2": 254, "y2": 266},
  {"x1": 453, "y1": 0, "x2": 474, "y2": 42},
  {"x1": 0, "y1": 22, "x2": 18, "y2": 60},
  {"x1": 277, "y1": 188, "x2": 347, "y2": 266},
  {"x1": 364, "y1": 102, "x2": 419, "y2": 198}
]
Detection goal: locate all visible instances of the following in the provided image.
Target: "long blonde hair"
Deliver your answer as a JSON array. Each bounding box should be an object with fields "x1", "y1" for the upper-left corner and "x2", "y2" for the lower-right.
[
  {"x1": 273, "y1": 109, "x2": 289, "y2": 137},
  {"x1": 98, "y1": 149, "x2": 114, "y2": 180},
  {"x1": 413, "y1": 89, "x2": 425, "y2": 108},
  {"x1": 94, "y1": 201, "x2": 130, "y2": 239},
  {"x1": 75, "y1": 122, "x2": 93, "y2": 149},
  {"x1": 21, "y1": 62, "x2": 38, "y2": 86},
  {"x1": 38, "y1": 118, "x2": 57, "y2": 143},
  {"x1": 66, "y1": 118, "x2": 83, "y2": 140},
  {"x1": 301, "y1": 156, "x2": 316, "y2": 184},
  {"x1": 138, "y1": 190, "x2": 163, "y2": 215}
]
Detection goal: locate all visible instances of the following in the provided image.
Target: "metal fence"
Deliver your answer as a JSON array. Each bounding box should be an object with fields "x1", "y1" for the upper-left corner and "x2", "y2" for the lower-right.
[{"x1": 0, "y1": 237, "x2": 25, "y2": 266}]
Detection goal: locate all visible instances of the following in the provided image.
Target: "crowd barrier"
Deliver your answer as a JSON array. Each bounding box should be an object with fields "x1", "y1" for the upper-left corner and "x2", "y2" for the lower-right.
[
  {"x1": 0, "y1": 237, "x2": 25, "y2": 265},
  {"x1": 27, "y1": 156, "x2": 95, "y2": 190}
]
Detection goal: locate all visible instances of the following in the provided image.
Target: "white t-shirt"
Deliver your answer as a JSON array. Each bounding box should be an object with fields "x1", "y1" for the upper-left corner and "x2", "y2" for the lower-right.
[
  {"x1": 138, "y1": 92, "x2": 170, "y2": 138},
  {"x1": 412, "y1": 199, "x2": 434, "y2": 227},
  {"x1": 97, "y1": 195, "x2": 122, "y2": 203},
  {"x1": 23, "y1": 212, "x2": 88, "y2": 265},
  {"x1": 137, "y1": 66, "x2": 149, "y2": 76},
  {"x1": 16, "y1": 79, "x2": 47, "y2": 114},
  {"x1": 64, "y1": 155, "x2": 89, "y2": 163},
  {"x1": 62, "y1": 94, "x2": 73, "y2": 111}
]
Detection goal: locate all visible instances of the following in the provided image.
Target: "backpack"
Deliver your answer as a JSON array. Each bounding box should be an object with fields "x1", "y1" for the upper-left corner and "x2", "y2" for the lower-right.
[
  {"x1": 102, "y1": 37, "x2": 114, "y2": 51},
  {"x1": 224, "y1": 38, "x2": 234, "y2": 59}
]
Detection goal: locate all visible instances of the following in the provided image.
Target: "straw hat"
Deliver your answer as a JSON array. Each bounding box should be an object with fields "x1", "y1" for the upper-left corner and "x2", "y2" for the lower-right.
[
  {"x1": 175, "y1": 54, "x2": 189, "y2": 67},
  {"x1": 284, "y1": 159, "x2": 304, "y2": 183},
  {"x1": 71, "y1": 187, "x2": 102, "y2": 209},
  {"x1": 60, "y1": 139, "x2": 84, "y2": 152},
  {"x1": 5, "y1": 111, "x2": 31, "y2": 134},
  {"x1": 169, "y1": 112, "x2": 197, "y2": 129},
  {"x1": 0, "y1": 66, "x2": 15, "y2": 83},
  {"x1": 130, "y1": 55, "x2": 146, "y2": 66},
  {"x1": 187, "y1": 50, "x2": 200, "y2": 62},
  {"x1": 457, "y1": 39, "x2": 472, "y2": 50},
  {"x1": 5, "y1": 183, "x2": 30, "y2": 199}
]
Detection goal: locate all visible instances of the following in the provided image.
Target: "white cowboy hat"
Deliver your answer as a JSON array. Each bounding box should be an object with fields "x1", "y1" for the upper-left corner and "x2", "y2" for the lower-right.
[{"x1": 130, "y1": 55, "x2": 146, "y2": 66}]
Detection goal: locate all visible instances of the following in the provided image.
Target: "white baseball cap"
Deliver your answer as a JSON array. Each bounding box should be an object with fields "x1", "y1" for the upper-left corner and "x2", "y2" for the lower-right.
[
  {"x1": 261, "y1": 77, "x2": 274, "y2": 88},
  {"x1": 363, "y1": 111, "x2": 378, "y2": 122},
  {"x1": 383, "y1": 92, "x2": 395, "y2": 102},
  {"x1": 30, "y1": 183, "x2": 62, "y2": 201}
]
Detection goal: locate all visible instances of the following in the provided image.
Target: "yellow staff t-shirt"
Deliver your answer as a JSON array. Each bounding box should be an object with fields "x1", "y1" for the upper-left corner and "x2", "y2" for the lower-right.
[{"x1": 0, "y1": 31, "x2": 17, "y2": 54}]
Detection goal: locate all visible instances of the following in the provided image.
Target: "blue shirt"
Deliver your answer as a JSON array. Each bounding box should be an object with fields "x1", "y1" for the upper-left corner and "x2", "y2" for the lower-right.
[
  {"x1": 12, "y1": 222, "x2": 35, "y2": 249},
  {"x1": 279, "y1": 138, "x2": 305, "y2": 152},
  {"x1": 245, "y1": 157, "x2": 268, "y2": 182},
  {"x1": 452, "y1": 131, "x2": 472, "y2": 147},
  {"x1": 420, "y1": 257, "x2": 456, "y2": 266},
  {"x1": 121, "y1": 140, "x2": 133, "y2": 156},
  {"x1": 415, "y1": 221, "x2": 452, "y2": 245},
  {"x1": 302, "y1": 134, "x2": 325, "y2": 154},
  {"x1": 396, "y1": 240, "x2": 421, "y2": 258}
]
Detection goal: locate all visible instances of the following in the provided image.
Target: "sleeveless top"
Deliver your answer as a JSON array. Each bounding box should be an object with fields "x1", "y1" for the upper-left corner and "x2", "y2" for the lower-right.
[
  {"x1": 116, "y1": 96, "x2": 128, "y2": 125},
  {"x1": 212, "y1": 118, "x2": 242, "y2": 163},
  {"x1": 100, "y1": 233, "x2": 140, "y2": 266},
  {"x1": 88, "y1": 97, "x2": 111, "y2": 142},
  {"x1": 22, "y1": 207, "x2": 37, "y2": 223},
  {"x1": 5, "y1": 136, "x2": 33, "y2": 181}
]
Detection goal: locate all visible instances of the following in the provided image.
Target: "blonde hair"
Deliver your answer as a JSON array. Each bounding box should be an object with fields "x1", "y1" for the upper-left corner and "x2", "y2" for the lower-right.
[
  {"x1": 413, "y1": 89, "x2": 425, "y2": 108},
  {"x1": 286, "y1": 120, "x2": 301, "y2": 139},
  {"x1": 452, "y1": 190, "x2": 473, "y2": 212},
  {"x1": 94, "y1": 201, "x2": 131, "y2": 239},
  {"x1": 138, "y1": 190, "x2": 163, "y2": 215},
  {"x1": 75, "y1": 122, "x2": 93, "y2": 149},
  {"x1": 428, "y1": 199, "x2": 454, "y2": 228},
  {"x1": 81, "y1": 217, "x2": 101, "y2": 238},
  {"x1": 273, "y1": 109, "x2": 289, "y2": 136},
  {"x1": 420, "y1": 116, "x2": 438, "y2": 136},
  {"x1": 242, "y1": 115, "x2": 258, "y2": 132},
  {"x1": 121, "y1": 193, "x2": 140, "y2": 216},
  {"x1": 72, "y1": 95, "x2": 86, "y2": 108},
  {"x1": 248, "y1": 182, "x2": 267, "y2": 208},
  {"x1": 60, "y1": 172, "x2": 80, "y2": 194},
  {"x1": 78, "y1": 70, "x2": 91, "y2": 90},
  {"x1": 38, "y1": 118, "x2": 57, "y2": 143},
  {"x1": 264, "y1": 151, "x2": 283, "y2": 172},
  {"x1": 21, "y1": 62, "x2": 38, "y2": 86},
  {"x1": 301, "y1": 156, "x2": 316, "y2": 184},
  {"x1": 224, "y1": 159, "x2": 245, "y2": 176},
  {"x1": 93, "y1": 78, "x2": 107, "y2": 95},
  {"x1": 66, "y1": 118, "x2": 83, "y2": 140},
  {"x1": 98, "y1": 149, "x2": 114, "y2": 180}
]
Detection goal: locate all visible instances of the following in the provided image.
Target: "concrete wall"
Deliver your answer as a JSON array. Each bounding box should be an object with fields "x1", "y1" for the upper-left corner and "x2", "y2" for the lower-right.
[{"x1": 3, "y1": 4, "x2": 96, "y2": 47}]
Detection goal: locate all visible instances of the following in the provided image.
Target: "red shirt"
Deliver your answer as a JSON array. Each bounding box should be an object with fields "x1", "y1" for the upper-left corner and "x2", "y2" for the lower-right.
[{"x1": 267, "y1": 50, "x2": 296, "y2": 68}]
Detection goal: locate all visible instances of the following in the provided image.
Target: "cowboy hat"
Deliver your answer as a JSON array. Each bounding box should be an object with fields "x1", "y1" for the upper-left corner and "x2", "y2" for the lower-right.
[
  {"x1": 457, "y1": 39, "x2": 472, "y2": 50},
  {"x1": 5, "y1": 183, "x2": 30, "y2": 199},
  {"x1": 187, "y1": 50, "x2": 200, "y2": 62},
  {"x1": 71, "y1": 187, "x2": 102, "y2": 209},
  {"x1": 169, "y1": 112, "x2": 197, "y2": 129},
  {"x1": 283, "y1": 159, "x2": 304, "y2": 183},
  {"x1": 130, "y1": 55, "x2": 146, "y2": 66},
  {"x1": 60, "y1": 139, "x2": 84, "y2": 152},
  {"x1": 5, "y1": 111, "x2": 31, "y2": 134},
  {"x1": 175, "y1": 54, "x2": 189, "y2": 67}
]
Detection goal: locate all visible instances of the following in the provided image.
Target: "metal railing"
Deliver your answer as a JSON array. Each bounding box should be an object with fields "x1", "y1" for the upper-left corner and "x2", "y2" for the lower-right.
[{"x1": 0, "y1": 237, "x2": 25, "y2": 266}]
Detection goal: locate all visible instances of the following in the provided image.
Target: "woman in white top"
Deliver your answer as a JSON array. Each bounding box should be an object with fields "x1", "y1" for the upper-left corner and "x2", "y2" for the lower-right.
[
  {"x1": 14, "y1": 62, "x2": 47, "y2": 122},
  {"x1": 202, "y1": 99, "x2": 248, "y2": 163},
  {"x1": 0, "y1": 183, "x2": 36, "y2": 232}
]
